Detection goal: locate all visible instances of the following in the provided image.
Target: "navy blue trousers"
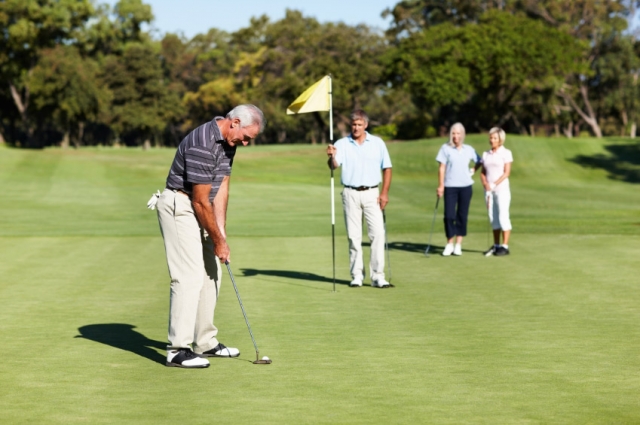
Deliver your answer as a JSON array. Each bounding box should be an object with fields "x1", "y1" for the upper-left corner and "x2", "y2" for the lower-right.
[{"x1": 443, "y1": 185, "x2": 473, "y2": 239}]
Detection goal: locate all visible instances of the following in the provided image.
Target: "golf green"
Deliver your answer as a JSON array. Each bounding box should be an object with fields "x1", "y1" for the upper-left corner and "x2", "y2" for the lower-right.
[{"x1": 0, "y1": 137, "x2": 638, "y2": 424}]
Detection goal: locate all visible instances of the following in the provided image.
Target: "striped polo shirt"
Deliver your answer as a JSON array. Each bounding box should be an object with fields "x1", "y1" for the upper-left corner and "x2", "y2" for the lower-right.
[{"x1": 165, "y1": 117, "x2": 236, "y2": 202}]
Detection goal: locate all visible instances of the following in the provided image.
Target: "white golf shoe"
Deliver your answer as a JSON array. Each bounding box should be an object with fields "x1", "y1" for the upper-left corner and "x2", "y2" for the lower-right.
[
  {"x1": 453, "y1": 243, "x2": 462, "y2": 256},
  {"x1": 199, "y1": 343, "x2": 240, "y2": 358},
  {"x1": 350, "y1": 277, "x2": 363, "y2": 287},
  {"x1": 166, "y1": 349, "x2": 210, "y2": 368},
  {"x1": 372, "y1": 277, "x2": 390, "y2": 288},
  {"x1": 442, "y1": 243, "x2": 454, "y2": 256}
]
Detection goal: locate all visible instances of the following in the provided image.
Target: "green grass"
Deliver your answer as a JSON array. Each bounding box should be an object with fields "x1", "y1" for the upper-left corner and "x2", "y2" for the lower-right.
[{"x1": 0, "y1": 137, "x2": 639, "y2": 424}]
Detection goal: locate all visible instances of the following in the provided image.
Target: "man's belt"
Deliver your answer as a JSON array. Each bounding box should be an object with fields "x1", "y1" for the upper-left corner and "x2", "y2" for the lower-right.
[
  {"x1": 167, "y1": 187, "x2": 190, "y2": 197},
  {"x1": 344, "y1": 185, "x2": 379, "y2": 191}
]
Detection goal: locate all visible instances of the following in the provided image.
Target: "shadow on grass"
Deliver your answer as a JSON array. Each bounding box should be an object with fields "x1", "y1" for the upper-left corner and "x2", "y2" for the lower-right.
[
  {"x1": 240, "y1": 269, "x2": 351, "y2": 286},
  {"x1": 75, "y1": 324, "x2": 166, "y2": 366},
  {"x1": 570, "y1": 142, "x2": 640, "y2": 183},
  {"x1": 368, "y1": 241, "x2": 483, "y2": 255}
]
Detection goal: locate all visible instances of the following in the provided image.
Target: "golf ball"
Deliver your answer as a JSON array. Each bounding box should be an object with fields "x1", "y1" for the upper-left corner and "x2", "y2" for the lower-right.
[{"x1": 262, "y1": 356, "x2": 270, "y2": 361}]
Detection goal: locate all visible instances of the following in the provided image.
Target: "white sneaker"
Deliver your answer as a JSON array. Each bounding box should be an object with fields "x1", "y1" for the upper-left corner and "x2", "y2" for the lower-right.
[
  {"x1": 372, "y1": 277, "x2": 390, "y2": 288},
  {"x1": 349, "y1": 277, "x2": 363, "y2": 287},
  {"x1": 453, "y1": 244, "x2": 462, "y2": 256},
  {"x1": 166, "y1": 349, "x2": 210, "y2": 368},
  {"x1": 442, "y1": 243, "x2": 454, "y2": 256}
]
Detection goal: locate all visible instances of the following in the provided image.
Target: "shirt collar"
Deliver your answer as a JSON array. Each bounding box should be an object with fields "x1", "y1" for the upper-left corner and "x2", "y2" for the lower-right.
[
  {"x1": 348, "y1": 131, "x2": 370, "y2": 144},
  {"x1": 212, "y1": 117, "x2": 225, "y2": 143}
]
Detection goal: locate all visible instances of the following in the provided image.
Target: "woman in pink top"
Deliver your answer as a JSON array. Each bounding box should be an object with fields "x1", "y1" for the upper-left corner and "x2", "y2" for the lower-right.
[{"x1": 480, "y1": 128, "x2": 513, "y2": 256}]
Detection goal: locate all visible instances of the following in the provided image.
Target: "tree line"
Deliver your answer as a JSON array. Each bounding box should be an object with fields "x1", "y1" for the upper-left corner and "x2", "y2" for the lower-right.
[{"x1": 1, "y1": 0, "x2": 639, "y2": 148}]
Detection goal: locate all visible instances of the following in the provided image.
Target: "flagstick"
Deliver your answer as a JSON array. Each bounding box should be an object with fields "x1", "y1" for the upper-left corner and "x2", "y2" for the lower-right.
[{"x1": 329, "y1": 75, "x2": 335, "y2": 293}]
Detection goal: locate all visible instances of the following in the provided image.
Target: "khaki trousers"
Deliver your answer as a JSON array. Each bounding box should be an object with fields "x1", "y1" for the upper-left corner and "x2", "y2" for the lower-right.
[
  {"x1": 156, "y1": 189, "x2": 222, "y2": 353},
  {"x1": 342, "y1": 187, "x2": 386, "y2": 282}
]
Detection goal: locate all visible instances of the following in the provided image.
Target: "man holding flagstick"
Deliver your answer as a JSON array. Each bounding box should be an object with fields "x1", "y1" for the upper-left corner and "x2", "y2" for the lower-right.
[{"x1": 326, "y1": 110, "x2": 392, "y2": 288}]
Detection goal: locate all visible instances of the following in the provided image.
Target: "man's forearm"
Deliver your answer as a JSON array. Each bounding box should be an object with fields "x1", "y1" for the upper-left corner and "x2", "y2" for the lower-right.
[
  {"x1": 381, "y1": 168, "x2": 392, "y2": 195},
  {"x1": 213, "y1": 176, "x2": 230, "y2": 240},
  {"x1": 192, "y1": 200, "x2": 225, "y2": 245},
  {"x1": 192, "y1": 184, "x2": 225, "y2": 246}
]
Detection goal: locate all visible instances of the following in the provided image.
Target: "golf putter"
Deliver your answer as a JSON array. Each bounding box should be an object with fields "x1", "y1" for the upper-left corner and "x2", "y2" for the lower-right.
[
  {"x1": 225, "y1": 261, "x2": 272, "y2": 365},
  {"x1": 424, "y1": 196, "x2": 440, "y2": 256},
  {"x1": 382, "y1": 209, "x2": 394, "y2": 287},
  {"x1": 485, "y1": 192, "x2": 493, "y2": 256}
]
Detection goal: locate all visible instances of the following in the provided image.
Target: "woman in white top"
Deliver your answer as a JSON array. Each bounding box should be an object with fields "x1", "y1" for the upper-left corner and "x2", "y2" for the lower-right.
[
  {"x1": 480, "y1": 127, "x2": 513, "y2": 256},
  {"x1": 435, "y1": 123, "x2": 482, "y2": 256}
]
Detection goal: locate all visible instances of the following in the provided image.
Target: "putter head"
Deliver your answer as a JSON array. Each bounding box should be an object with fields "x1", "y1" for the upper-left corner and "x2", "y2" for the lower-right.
[{"x1": 254, "y1": 353, "x2": 272, "y2": 364}]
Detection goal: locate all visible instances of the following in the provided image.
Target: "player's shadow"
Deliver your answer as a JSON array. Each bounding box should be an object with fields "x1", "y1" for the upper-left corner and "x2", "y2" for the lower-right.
[
  {"x1": 240, "y1": 269, "x2": 351, "y2": 286},
  {"x1": 570, "y1": 141, "x2": 640, "y2": 183},
  {"x1": 75, "y1": 323, "x2": 166, "y2": 365},
  {"x1": 362, "y1": 241, "x2": 443, "y2": 254},
  {"x1": 363, "y1": 241, "x2": 482, "y2": 254}
]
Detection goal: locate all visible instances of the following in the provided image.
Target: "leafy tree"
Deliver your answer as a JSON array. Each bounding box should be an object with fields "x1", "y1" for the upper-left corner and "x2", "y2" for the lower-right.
[
  {"x1": 160, "y1": 29, "x2": 238, "y2": 142},
  {"x1": 101, "y1": 42, "x2": 181, "y2": 147},
  {"x1": 385, "y1": 0, "x2": 639, "y2": 137},
  {"x1": 29, "y1": 45, "x2": 110, "y2": 147},
  {"x1": 591, "y1": 36, "x2": 640, "y2": 137},
  {"x1": 388, "y1": 10, "x2": 584, "y2": 132},
  {"x1": 384, "y1": 0, "x2": 514, "y2": 35},
  {"x1": 229, "y1": 10, "x2": 389, "y2": 143},
  {"x1": 0, "y1": 0, "x2": 95, "y2": 147}
]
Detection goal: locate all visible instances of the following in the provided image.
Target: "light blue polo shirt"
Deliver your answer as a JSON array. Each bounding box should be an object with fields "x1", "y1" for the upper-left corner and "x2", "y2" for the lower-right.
[
  {"x1": 436, "y1": 143, "x2": 481, "y2": 187},
  {"x1": 334, "y1": 132, "x2": 392, "y2": 187}
]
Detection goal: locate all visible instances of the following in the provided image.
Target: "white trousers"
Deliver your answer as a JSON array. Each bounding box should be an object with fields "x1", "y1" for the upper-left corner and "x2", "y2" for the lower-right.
[
  {"x1": 486, "y1": 189, "x2": 512, "y2": 231},
  {"x1": 156, "y1": 189, "x2": 222, "y2": 353},
  {"x1": 342, "y1": 187, "x2": 385, "y2": 281}
]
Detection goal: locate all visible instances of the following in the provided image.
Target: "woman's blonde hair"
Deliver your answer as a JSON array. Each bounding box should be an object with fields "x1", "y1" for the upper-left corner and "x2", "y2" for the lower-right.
[
  {"x1": 447, "y1": 122, "x2": 466, "y2": 147},
  {"x1": 488, "y1": 127, "x2": 506, "y2": 146}
]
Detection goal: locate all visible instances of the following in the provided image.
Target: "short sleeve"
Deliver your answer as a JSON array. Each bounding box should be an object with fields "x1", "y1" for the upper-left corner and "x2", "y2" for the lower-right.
[
  {"x1": 503, "y1": 148, "x2": 514, "y2": 163},
  {"x1": 381, "y1": 143, "x2": 392, "y2": 168},
  {"x1": 435, "y1": 145, "x2": 447, "y2": 164},
  {"x1": 473, "y1": 148, "x2": 481, "y2": 164}
]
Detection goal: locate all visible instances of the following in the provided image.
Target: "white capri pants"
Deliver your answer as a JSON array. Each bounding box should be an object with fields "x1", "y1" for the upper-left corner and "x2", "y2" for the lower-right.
[{"x1": 486, "y1": 189, "x2": 512, "y2": 231}]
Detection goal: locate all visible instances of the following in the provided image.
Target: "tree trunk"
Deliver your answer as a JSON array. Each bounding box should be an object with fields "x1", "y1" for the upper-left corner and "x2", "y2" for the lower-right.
[
  {"x1": 558, "y1": 84, "x2": 602, "y2": 138},
  {"x1": 336, "y1": 120, "x2": 348, "y2": 139},
  {"x1": 563, "y1": 121, "x2": 573, "y2": 138},
  {"x1": 79, "y1": 122, "x2": 85, "y2": 146},
  {"x1": 61, "y1": 131, "x2": 70, "y2": 149},
  {"x1": 554, "y1": 124, "x2": 560, "y2": 137},
  {"x1": 631, "y1": 122, "x2": 637, "y2": 138},
  {"x1": 9, "y1": 82, "x2": 40, "y2": 148},
  {"x1": 510, "y1": 114, "x2": 527, "y2": 135},
  {"x1": 0, "y1": 130, "x2": 5, "y2": 145}
]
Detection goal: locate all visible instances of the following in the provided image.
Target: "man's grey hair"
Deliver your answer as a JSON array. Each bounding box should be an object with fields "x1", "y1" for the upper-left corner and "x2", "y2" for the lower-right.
[
  {"x1": 350, "y1": 109, "x2": 369, "y2": 124},
  {"x1": 488, "y1": 127, "x2": 506, "y2": 146},
  {"x1": 447, "y1": 122, "x2": 466, "y2": 147},
  {"x1": 227, "y1": 104, "x2": 266, "y2": 133}
]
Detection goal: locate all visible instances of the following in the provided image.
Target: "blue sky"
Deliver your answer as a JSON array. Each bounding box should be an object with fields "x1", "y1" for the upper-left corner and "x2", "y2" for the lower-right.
[{"x1": 104, "y1": 0, "x2": 398, "y2": 38}]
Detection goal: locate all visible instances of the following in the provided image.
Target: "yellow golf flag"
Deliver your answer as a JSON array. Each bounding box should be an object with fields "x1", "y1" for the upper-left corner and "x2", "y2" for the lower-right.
[{"x1": 286, "y1": 76, "x2": 330, "y2": 114}]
